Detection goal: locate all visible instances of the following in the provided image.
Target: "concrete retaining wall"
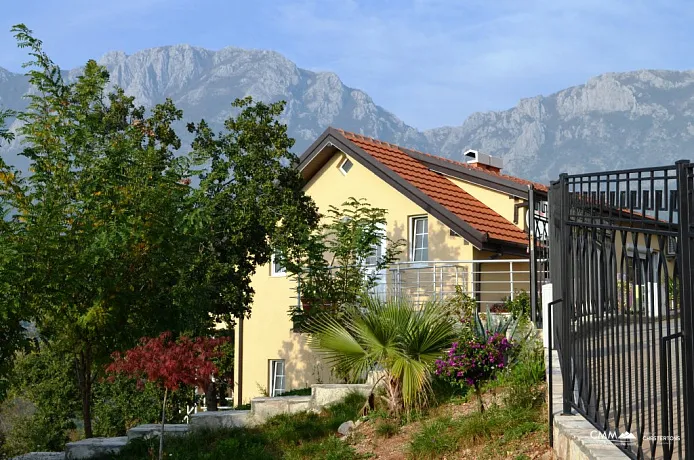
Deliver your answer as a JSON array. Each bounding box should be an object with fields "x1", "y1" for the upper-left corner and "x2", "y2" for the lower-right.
[
  {"x1": 547, "y1": 349, "x2": 628, "y2": 459},
  {"x1": 190, "y1": 382, "x2": 373, "y2": 429}
]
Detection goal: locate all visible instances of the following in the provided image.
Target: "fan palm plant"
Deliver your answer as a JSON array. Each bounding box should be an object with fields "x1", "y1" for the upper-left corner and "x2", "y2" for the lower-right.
[{"x1": 306, "y1": 296, "x2": 456, "y2": 416}]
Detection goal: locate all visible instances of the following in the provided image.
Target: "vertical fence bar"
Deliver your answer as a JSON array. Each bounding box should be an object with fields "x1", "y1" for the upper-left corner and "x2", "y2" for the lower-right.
[
  {"x1": 676, "y1": 160, "x2": 694, "y2": 459},
  {"x1": 559, "y1": 173, "x2": 573, "y2": 415},
  {"x1": 529, "y1": 185, "x2": 538, "y2": 324}
]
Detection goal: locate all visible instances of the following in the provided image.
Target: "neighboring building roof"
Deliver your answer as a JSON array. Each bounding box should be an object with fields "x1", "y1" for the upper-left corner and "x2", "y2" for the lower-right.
[{"x1": 298, "y1": 128, "x2": 540, "y2": 250}]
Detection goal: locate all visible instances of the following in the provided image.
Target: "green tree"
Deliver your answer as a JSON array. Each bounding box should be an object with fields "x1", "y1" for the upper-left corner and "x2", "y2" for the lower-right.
[
  {"x1": 307, "y1": 296, "x2": 455, "y2": 416},
  {"x1": 0, "y1": 107, "x2": 14, "y2": 143},
  {"x1": 2, "y1": 24, "x2": 212, "y2": 437},
  {"x1": 283, "y1": 197, "x2": 404, "y2": 327},
  {"x1": 184, "y1": 97, "x2": 320, "y2": 323},
  {"x1": 0, "y1": 107, "x2": 26, "y2": 399}
]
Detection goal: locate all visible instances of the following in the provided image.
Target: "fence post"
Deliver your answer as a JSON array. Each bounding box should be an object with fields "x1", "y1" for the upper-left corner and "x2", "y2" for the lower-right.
[
  {"x1": 676, "y1": 160, "x2": 694, "y2": 457},
  {"x1": 558, "y1": 173, "x2": 573, "y2": 415},
  {"x1": 529, "y1": 185, "x2": 538, "y2": 324}
]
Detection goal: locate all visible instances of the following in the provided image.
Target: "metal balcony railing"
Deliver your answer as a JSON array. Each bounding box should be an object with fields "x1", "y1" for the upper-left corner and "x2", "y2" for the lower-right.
[{"x1": 294, "y1": 258, "x2": 532, "y2": 309}]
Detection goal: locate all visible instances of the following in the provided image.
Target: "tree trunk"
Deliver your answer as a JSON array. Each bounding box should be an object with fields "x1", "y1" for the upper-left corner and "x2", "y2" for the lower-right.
[
  {"x1": 474, "y1": 384, "x2": 485, "y2": 413},
  {"x1": 387, "y1": 377, "x2": 403, "y2": 417},
  {"x1": 159, "y1": 388, "x2": 167, "y2": 460},
  {"x1": 205, "y1": 380, "x2": 218, "y2": 411},
  {"x1": 77, "y1": 350, "x2": 93, "y2": 438}
]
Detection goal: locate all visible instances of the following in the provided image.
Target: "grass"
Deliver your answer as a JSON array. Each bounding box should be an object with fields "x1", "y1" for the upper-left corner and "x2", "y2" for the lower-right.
[
  {"x1": 108, "y1": 392, "x2": 368, "y2": 460},
  {"x1": 408, "y1": 403, "x2": 545, "y2": 459},
  {"x1": 407, "y1": 336, "x2": 548, "y2": 459},
  {"x1": 279, "y1": 387, "x2": 312, "y2": 397}
]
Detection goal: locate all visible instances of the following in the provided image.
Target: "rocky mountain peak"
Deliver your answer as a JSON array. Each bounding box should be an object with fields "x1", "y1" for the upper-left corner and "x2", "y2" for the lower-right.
[{"x1": 3, "y1": 44, "x2": 694, "y2": 182}]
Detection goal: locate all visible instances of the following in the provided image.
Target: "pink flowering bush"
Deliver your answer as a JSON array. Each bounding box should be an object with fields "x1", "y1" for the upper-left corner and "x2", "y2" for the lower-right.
[{"x1": 435, "y1": 332, "x2": 514, "y2": 412}]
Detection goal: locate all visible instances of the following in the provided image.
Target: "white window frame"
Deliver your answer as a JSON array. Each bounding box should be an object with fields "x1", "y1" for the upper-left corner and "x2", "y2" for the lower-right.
[
  {"x1": 269, "y1": 359, "x2": 285, "y2": 397},
  {"x1": 270, "y1": 254, "x2": 286, "y2": 277},
  {"x1": 338, "y1": 157, "x2": 353, "y2": 175},
  {"x1": 410, "y1": 216, "x2": 428, "y2": 262}
]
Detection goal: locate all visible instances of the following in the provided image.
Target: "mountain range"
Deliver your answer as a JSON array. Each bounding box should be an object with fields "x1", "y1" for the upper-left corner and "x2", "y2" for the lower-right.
[{"x1": 2, "y1": 44, "x2": 694, "y2": 183}]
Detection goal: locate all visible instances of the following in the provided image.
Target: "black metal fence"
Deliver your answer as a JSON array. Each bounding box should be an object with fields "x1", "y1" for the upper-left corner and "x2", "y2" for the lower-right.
[{"x1": 549, "y1": 161, "x2": 694, "y2": 459}]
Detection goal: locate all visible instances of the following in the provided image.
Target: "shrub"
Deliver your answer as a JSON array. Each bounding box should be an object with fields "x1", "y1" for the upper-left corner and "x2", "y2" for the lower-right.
[
  {"x1": 446, "y1": 286, "x2": 477, "y2": 324},
  {"x1": 504, "y1": 290, "x2": 531, "y2": 321},
  {"x1": 92, "y1": 376, "x2": 192, "y2": 437},
  {"x1": 435, "y1": 333, "x2": 514, "y2": 412},
  {"x1": 375, "y1": 419, "x2": 399, "y2": 438},
  {"x1": 0, "y1": 348, "x2": 79, "y2": 457},
  {"x1": 503, "y1": 338, "x2": 545, "y2": 410}
]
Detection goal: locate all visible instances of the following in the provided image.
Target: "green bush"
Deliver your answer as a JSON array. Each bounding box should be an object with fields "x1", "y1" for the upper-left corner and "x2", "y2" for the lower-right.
[
  {"x1": 503, "y1": 338, "x2": 545, "y2": 410},
  {"x1": 504, "y1": 290, "x2": 531, "y2": 321},
  {"x1": 92, "y1": 376, "x2": 193, "y2": 437},
  {"x1": 375, "y1": 419, "x2": 399, "y2": 438},
  {"x1": 0, "y1": 348, "x2": 79, "y2": 457}
]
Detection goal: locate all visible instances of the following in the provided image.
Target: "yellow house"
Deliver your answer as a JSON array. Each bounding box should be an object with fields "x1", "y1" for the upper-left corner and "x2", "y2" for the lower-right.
[{"x1": 233, "y1": 128, "x2": 549, "y2": 405}]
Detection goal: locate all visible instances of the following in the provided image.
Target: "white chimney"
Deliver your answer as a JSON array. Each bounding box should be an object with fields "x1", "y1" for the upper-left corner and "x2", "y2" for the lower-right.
[{"x1": 464, "y1": 149, "x2": 503, "y2": 171}]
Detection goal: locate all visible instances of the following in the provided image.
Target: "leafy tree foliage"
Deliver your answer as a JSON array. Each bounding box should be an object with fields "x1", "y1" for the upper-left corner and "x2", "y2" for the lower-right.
[
  {"x1": 1, "y1": 24, "x2": 317, "y2": 443},
  {"x1": 2, "y1": 24, "x2": 212, "y2": 437},
  {"x1": 184, "y1": 98, "x2": 319, "y2": 324},
  {"x1": 283, "y1": 197, "x2": 404, "y2": 326},
  {"x1": 106, "y1": 332, "x2": 229, "y2": 460}
]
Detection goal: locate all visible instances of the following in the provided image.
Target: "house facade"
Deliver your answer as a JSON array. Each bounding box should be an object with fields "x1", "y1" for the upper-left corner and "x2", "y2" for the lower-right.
[{"x1": 233, "y1": 128, "x2": 549, "y2": 405}]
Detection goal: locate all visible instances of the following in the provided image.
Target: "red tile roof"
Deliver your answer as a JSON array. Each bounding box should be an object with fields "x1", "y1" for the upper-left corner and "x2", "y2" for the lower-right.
[{"x1": 336, "y1": 130, "x2": 530, "y2": 246}]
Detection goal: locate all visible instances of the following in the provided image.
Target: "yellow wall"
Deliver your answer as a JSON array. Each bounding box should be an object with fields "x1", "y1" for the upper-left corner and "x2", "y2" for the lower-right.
[
  {"x1": 446, "y1": 177, "x2": 527, "y2": 231},
  {"x1": 234, "y1": 149, "x2": 476, "y2": 403}
]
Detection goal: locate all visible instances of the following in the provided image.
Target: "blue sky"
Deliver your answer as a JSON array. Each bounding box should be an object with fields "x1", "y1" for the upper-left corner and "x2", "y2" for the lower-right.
[{"x1": 2, "y1": 0, "x2": 694, "y2": 129}]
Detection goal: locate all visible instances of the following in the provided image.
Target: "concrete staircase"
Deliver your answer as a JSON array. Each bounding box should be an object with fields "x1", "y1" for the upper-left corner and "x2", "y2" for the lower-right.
[{"x1": 13, "y1": 383, "x2": 372, "y2": 460}]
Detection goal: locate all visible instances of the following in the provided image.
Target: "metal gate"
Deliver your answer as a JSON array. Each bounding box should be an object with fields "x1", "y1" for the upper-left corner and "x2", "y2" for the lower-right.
[{"x1": 549, "y1": 162, "x2": 694, "y2": 459}]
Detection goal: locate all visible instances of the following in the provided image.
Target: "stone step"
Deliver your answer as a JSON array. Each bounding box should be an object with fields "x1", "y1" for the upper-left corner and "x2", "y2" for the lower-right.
[
  {"x1": 126, "y1": 423, "x2": 190, "y2": 440},
  {"x1": 65, "y1": 437, "x2": 128, "y2": 460},
  {"x1": 190, "y1": 409, "x2": 252, "y2": 430},
  {"x1": 251, "y1": 395, "x2": 312, "y2": 422}
]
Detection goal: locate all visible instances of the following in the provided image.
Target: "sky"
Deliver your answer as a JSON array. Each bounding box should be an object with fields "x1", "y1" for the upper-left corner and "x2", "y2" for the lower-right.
[{"x1": 2, "y1": 0, "x2": 694, "y2": 130}]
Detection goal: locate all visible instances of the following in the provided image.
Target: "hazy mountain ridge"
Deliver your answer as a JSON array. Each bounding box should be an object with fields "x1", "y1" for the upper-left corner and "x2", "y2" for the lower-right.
[{"x1": 2, "y1": 45, "x2": 694, "y2": 182}]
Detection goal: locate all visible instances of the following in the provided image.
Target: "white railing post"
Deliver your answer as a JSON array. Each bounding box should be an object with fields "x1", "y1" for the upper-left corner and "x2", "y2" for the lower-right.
[
  {"x1": 433, "y1": 263, "x2": 437, "y2": 300},
  {"x1": 510, "y1": 261, "x2": 515, "y2": 300}
]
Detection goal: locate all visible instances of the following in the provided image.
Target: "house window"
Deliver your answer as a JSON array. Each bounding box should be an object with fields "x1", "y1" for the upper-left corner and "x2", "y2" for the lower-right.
[
  {"x1": 271, "y1": 254, "x2": 286, "y2": 277},
  {"x1": 411, "y1": 216, "x2": 428, "y2": 261},
  {"x1": 338, "y1": 158, "x2": 353, "y2": 175},
  {"x1": 269, "y1": 359, "x2": 285, "y2": 397}
]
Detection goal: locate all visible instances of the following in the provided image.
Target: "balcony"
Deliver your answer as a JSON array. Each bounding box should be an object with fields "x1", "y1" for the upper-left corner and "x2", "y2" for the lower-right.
[{"x1": 295, "y1": 258, "x2": 532, "y2": 311}]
